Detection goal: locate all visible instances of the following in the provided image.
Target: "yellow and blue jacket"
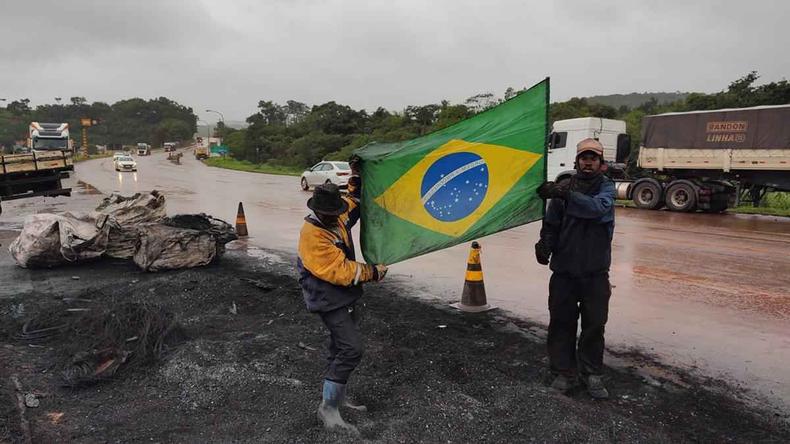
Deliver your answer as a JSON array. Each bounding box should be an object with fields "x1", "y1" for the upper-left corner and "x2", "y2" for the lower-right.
[{"x1": 297, "y1": 188, "x2": 376, "y2": 313}]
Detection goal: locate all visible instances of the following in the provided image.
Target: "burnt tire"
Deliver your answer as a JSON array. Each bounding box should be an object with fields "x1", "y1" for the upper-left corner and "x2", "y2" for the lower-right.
[
  {"x1": 301, "y1": 177, "x2": 309, "y2": 191},
  {"x1": 632, "y1": 181, "x2": 663, "y2": 210},
  {"x1": 665, "y1": 182, "x2": 697, "y2": 212}
]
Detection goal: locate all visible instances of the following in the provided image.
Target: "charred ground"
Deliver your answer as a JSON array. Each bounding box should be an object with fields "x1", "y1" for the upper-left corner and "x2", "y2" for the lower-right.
[{"x1": 1, "y1": 250, "x2": 788, "y2": 443}]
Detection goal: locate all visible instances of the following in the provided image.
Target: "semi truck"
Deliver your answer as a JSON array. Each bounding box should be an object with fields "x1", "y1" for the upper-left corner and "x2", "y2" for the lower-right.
[
  {"x1": 548, "y1": 105, "x2": 790, "y2": 212},
  {"x1": 1, "y1": 122, "x2": 74, "y2": 213},
  {"x1": 137, "y1": 142, "x2": 151, "y2": 156}
]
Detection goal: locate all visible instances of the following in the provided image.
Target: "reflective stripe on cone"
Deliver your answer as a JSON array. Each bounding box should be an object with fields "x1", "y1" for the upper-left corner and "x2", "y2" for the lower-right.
[{"x1": 451, "y1": 241, "x2": 496, "y2": 313}]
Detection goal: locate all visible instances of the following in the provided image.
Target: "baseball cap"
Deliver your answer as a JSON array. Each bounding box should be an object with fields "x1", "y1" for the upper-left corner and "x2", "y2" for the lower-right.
[{"x1": 576, "y1": 138, "x2": 604, "y2": 158}]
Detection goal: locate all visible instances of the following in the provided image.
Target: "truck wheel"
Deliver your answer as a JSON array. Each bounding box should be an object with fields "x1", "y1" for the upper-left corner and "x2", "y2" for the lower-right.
[
  {"x1": 665, "y1": 182, "x2": 697, "y2": 212},
  {"x1": 632, "y1": 181, "x2": 663, "y2": 210}
]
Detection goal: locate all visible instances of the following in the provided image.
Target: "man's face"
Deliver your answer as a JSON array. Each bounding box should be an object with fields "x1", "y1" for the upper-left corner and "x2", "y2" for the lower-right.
[
  {"x1": 577, "y1": 152, "x2": 602, "y2": 174},
  {"x1": 317, "y1": 213, "x2": 339, "y2": 228}
]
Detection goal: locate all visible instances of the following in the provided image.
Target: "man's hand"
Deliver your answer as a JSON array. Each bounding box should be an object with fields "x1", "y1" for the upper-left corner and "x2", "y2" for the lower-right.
[
  {"x1": 534, "y1": 240, "x2": 551, "y2": 265},
  {"x1": 374, "y1": 264, "x2": 388, "y2": 281},
  {"x1": 347, "y1": 175, "x2": 362, "y2": 199},
  {"x1": 536, "y1": 181, "x2": 569, "y2": 200}
]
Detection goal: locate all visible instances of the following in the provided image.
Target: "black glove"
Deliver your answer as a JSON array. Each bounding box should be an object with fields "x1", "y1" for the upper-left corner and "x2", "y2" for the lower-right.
[
  {"x1": 536, "y1": 181, "x2": 569, "y2": 200},
  {"x1": 535, "y1": 240, "x2": 551, "y2": 265},
  {"x1": 348, "y1": 155, "x2": 362, "y2": 175}
]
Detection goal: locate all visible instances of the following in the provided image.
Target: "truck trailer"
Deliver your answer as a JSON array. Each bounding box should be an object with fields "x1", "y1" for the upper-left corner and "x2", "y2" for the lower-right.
[
  {"x1": 1, "y1": 122, "x2": 74, "y2": 213},
  {"x1": 547, "y1": 105, "x2": 790, "y2": 212}
]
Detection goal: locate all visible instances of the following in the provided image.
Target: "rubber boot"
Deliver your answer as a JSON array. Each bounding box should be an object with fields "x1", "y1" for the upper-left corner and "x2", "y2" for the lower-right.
[
  {"x1": 343, "y1": 389, "x2": 368, "y2": 412},
  {"x1": 583, "y1": 374, "x2": 609, "y2": 399},
  {"x1": 318, "y1": 380, "x2": 359, "y2": 434}
]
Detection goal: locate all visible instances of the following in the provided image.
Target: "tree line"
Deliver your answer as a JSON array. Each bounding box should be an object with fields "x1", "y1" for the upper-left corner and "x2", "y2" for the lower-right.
[
  {"x1": 2, "y1": 72, "x2": 786, "y2": 163},
  {"x1": 0, "y1": 96, "x2": 196, "y2": 152},
  {"x1": 221, "y1": 72, "x2": 790, "y2": 170}
]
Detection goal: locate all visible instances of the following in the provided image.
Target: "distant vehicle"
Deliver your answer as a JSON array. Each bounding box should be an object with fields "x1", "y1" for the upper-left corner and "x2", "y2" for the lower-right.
[
  {"x1": 1, "y1": 125, "x2": 73, "y2": 212},
  {"x1": 163, "y1": 142, "x2": 177, "y2": 152},
  {"x1": 114, "y1": 156, "x2": 137, "y2": 172},
  {"x1": 194, "y1": 145, "x2": 210, "y2": 160},
  {"x1": 27, "y1": 122, "x2": 72, "y2": 152},
  {"x1": 113, "y1": 151, "x2": 131, "y2": 161},
  {"x1": 300, "y1": 161, "x2": 351, "y2": 190},
  {"x1": 137, "y1": 143, "x2": 151, "y2": 156}
]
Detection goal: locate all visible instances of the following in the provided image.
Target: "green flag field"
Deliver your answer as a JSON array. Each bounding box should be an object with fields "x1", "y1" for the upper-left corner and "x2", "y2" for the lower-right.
[{"x1": 355, "y1": 78, "x2": 549, "y2": 264}]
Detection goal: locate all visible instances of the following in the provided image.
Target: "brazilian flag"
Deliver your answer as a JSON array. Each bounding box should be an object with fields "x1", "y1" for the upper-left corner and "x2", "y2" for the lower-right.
[{"x1": 355, "y1": 78, "x2": 549, "y2": 265}]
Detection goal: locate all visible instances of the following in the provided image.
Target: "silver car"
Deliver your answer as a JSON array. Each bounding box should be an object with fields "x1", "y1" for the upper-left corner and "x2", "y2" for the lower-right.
[
  {"x1": 300, "y1": 161, "x2": 351, "y2": 190},
  {"x1": 114, "y1": 156, "x2": 137, "y2": 172}
]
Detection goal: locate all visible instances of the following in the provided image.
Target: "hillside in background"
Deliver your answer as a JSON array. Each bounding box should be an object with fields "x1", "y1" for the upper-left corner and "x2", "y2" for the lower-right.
[{"x1": 586, "y1": 92, "x2": 689, "y2": 108}]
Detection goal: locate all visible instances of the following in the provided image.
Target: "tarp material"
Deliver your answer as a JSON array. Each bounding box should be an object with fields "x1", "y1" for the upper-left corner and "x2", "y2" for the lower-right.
[
  {"x1": 642, "y1": 105, "x2": 790, "y2": 149},
  {"x1": 9, "y1": 212, "x2": 110, "y2": 268},
  {"x1": 354, "y1": 78, "x2": 549, "y2": 264},
  {"x1": 96, "y1": 191, "x2": 167, "y2": 259},
  {"x1": 133, "y1": 214, "x2": 237, "y2": 272}
]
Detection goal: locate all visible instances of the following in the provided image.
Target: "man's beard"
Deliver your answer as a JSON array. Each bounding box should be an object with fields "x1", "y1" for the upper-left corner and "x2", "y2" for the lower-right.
[{"x1": 572, "y1": 165, "x2": 604, "y2": 194}]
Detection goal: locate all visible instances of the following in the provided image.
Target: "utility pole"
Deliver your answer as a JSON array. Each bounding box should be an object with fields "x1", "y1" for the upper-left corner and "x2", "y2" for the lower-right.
[{"x1": 79, "y1": 118, "x2": 99, "y2": 157}]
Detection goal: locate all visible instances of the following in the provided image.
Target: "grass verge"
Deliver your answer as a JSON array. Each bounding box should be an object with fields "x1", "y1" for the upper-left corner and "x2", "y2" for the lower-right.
[
  {"x1": 728, "y1": 206, "x2": 790, "y2": 217},
  {"x1": 203, "y1": 157, "x2": 302, "y2": 176}
]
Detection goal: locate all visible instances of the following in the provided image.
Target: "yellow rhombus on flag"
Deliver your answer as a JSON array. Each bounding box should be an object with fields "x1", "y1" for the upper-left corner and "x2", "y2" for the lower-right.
[
  {"x1": 374, "y1": 139, "x2": 541, "y2": 237},
  {"x1": 355, "y1": 78, "x2": 549, "y2": 265}
]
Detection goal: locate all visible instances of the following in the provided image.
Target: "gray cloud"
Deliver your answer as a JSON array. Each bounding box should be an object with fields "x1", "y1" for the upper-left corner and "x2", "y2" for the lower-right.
[{"x1": 1, "y1": 0, "x2": 787, "y2": 122}]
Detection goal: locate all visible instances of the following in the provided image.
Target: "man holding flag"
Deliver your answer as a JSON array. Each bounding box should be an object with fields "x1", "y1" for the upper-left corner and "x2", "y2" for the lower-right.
[
  {"x1": 297, "y1": 172, "x2": 387, "y2": 432},
  {"x1": 535, "y1": 138, "x2": 616, "y2": 399}
]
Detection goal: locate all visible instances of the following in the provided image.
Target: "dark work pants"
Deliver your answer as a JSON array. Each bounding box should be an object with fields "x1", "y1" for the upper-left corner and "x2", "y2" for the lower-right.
[
  {"x1": 547, "y1": 273, "x2": 611, "y2": 377},
  {"x1": 319, "y1": 304, "x2": 363, "y2": 384}
]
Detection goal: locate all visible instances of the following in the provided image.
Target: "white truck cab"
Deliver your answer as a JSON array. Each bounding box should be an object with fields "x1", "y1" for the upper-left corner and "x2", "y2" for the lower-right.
[{"x1": 547, "y1": 117, "x2": 630, "y2": 181}]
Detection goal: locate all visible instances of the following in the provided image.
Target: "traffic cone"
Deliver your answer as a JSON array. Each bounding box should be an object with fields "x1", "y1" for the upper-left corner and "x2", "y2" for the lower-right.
[
  {"x1": 235, "y1": 202, "x2": 248, "y2": 237},
  {"x1": 451, "y1": 241, "x2": 496, "y2": 313}
]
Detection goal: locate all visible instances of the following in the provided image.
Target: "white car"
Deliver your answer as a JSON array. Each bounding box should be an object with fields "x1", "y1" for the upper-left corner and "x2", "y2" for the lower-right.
[
  {"x1": 114, "y1": 156, "x2": 137, "y2": 172},
  {"x1": 300, "y1": 161, "x2": 351, "y2": 190}
]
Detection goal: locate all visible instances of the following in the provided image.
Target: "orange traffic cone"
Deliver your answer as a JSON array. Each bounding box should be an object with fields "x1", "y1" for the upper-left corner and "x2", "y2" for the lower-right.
[
  {"x1": 452, "y1": 241, "x2": 496, "y2": 313},
  {"x1": 235, "y1": 202, "x2": 248, "y2": 237}
]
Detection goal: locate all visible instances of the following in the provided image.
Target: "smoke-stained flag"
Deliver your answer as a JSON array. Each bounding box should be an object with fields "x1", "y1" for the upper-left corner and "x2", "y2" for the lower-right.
[{"x1": 355, "y1": 78, "x2": 549, "y2": 264}]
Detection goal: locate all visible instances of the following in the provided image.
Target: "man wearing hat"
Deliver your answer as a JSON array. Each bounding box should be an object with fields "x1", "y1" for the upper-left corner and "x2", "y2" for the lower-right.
[
  {"x1": 297, "y1": 176, "x2": 387, "y2": 432},
  {"x1": 534, "y1": 138, "x2": 616, "y2": 399}
]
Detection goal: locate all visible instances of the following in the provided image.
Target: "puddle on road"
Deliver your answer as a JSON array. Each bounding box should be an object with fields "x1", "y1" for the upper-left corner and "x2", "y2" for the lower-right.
[
  {"x1": 227, "y1": 241, "x2": 287, "y2": 264},
  {"x1": 76, "y1": 180, "x2": 103, "y2": 195}
]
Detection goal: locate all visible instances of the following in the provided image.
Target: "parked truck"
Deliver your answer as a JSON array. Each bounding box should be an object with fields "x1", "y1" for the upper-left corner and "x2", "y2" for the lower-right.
[
  {"x1": 1, "y1": 122, "x2": 74, "y2": 213},
  {"x1": 548, "y1": 105, "x2": 790, "y2": 212},
  {"x1": 137, "y1": 142, "x2": 151, "y2": 156},
  {"x1": 194, "y1": 145, "x2": 209, "y2": 160}
]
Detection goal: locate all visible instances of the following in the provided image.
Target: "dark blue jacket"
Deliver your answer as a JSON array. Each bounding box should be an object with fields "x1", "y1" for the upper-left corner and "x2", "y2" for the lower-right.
[{"x1": 540, "y1": 178, "x2": 615, "y2": 277}]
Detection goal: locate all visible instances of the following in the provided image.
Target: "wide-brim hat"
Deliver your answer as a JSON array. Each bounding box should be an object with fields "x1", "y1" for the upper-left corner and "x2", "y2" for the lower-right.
[{"x1": 307, "y1": 183, "x2": 348, "y2": 216}]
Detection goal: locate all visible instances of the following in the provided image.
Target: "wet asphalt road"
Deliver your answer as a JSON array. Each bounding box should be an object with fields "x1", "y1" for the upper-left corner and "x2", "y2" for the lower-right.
[{"x1": 4, "y1": 148, "x2": 790, "y2": 411}]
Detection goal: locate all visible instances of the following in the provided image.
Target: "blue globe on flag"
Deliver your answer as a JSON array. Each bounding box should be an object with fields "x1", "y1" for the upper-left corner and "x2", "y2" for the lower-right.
[{"x1": 420, "y1": 152, "x2": 489, "y2": 222}]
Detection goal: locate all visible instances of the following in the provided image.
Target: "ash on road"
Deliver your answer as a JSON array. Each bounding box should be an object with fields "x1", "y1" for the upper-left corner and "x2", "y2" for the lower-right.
[
  {"x1": 1, "y1": 247, "x2": 788, "y2": 443},
  {"x1": 70, "y1": 152, "x2": 790, "y2": 411}
]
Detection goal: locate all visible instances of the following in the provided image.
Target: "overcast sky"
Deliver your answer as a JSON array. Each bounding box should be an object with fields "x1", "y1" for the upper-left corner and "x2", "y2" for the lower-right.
[{"x1": 2, "y1": 0, "x2": 788, "y2": 122}]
